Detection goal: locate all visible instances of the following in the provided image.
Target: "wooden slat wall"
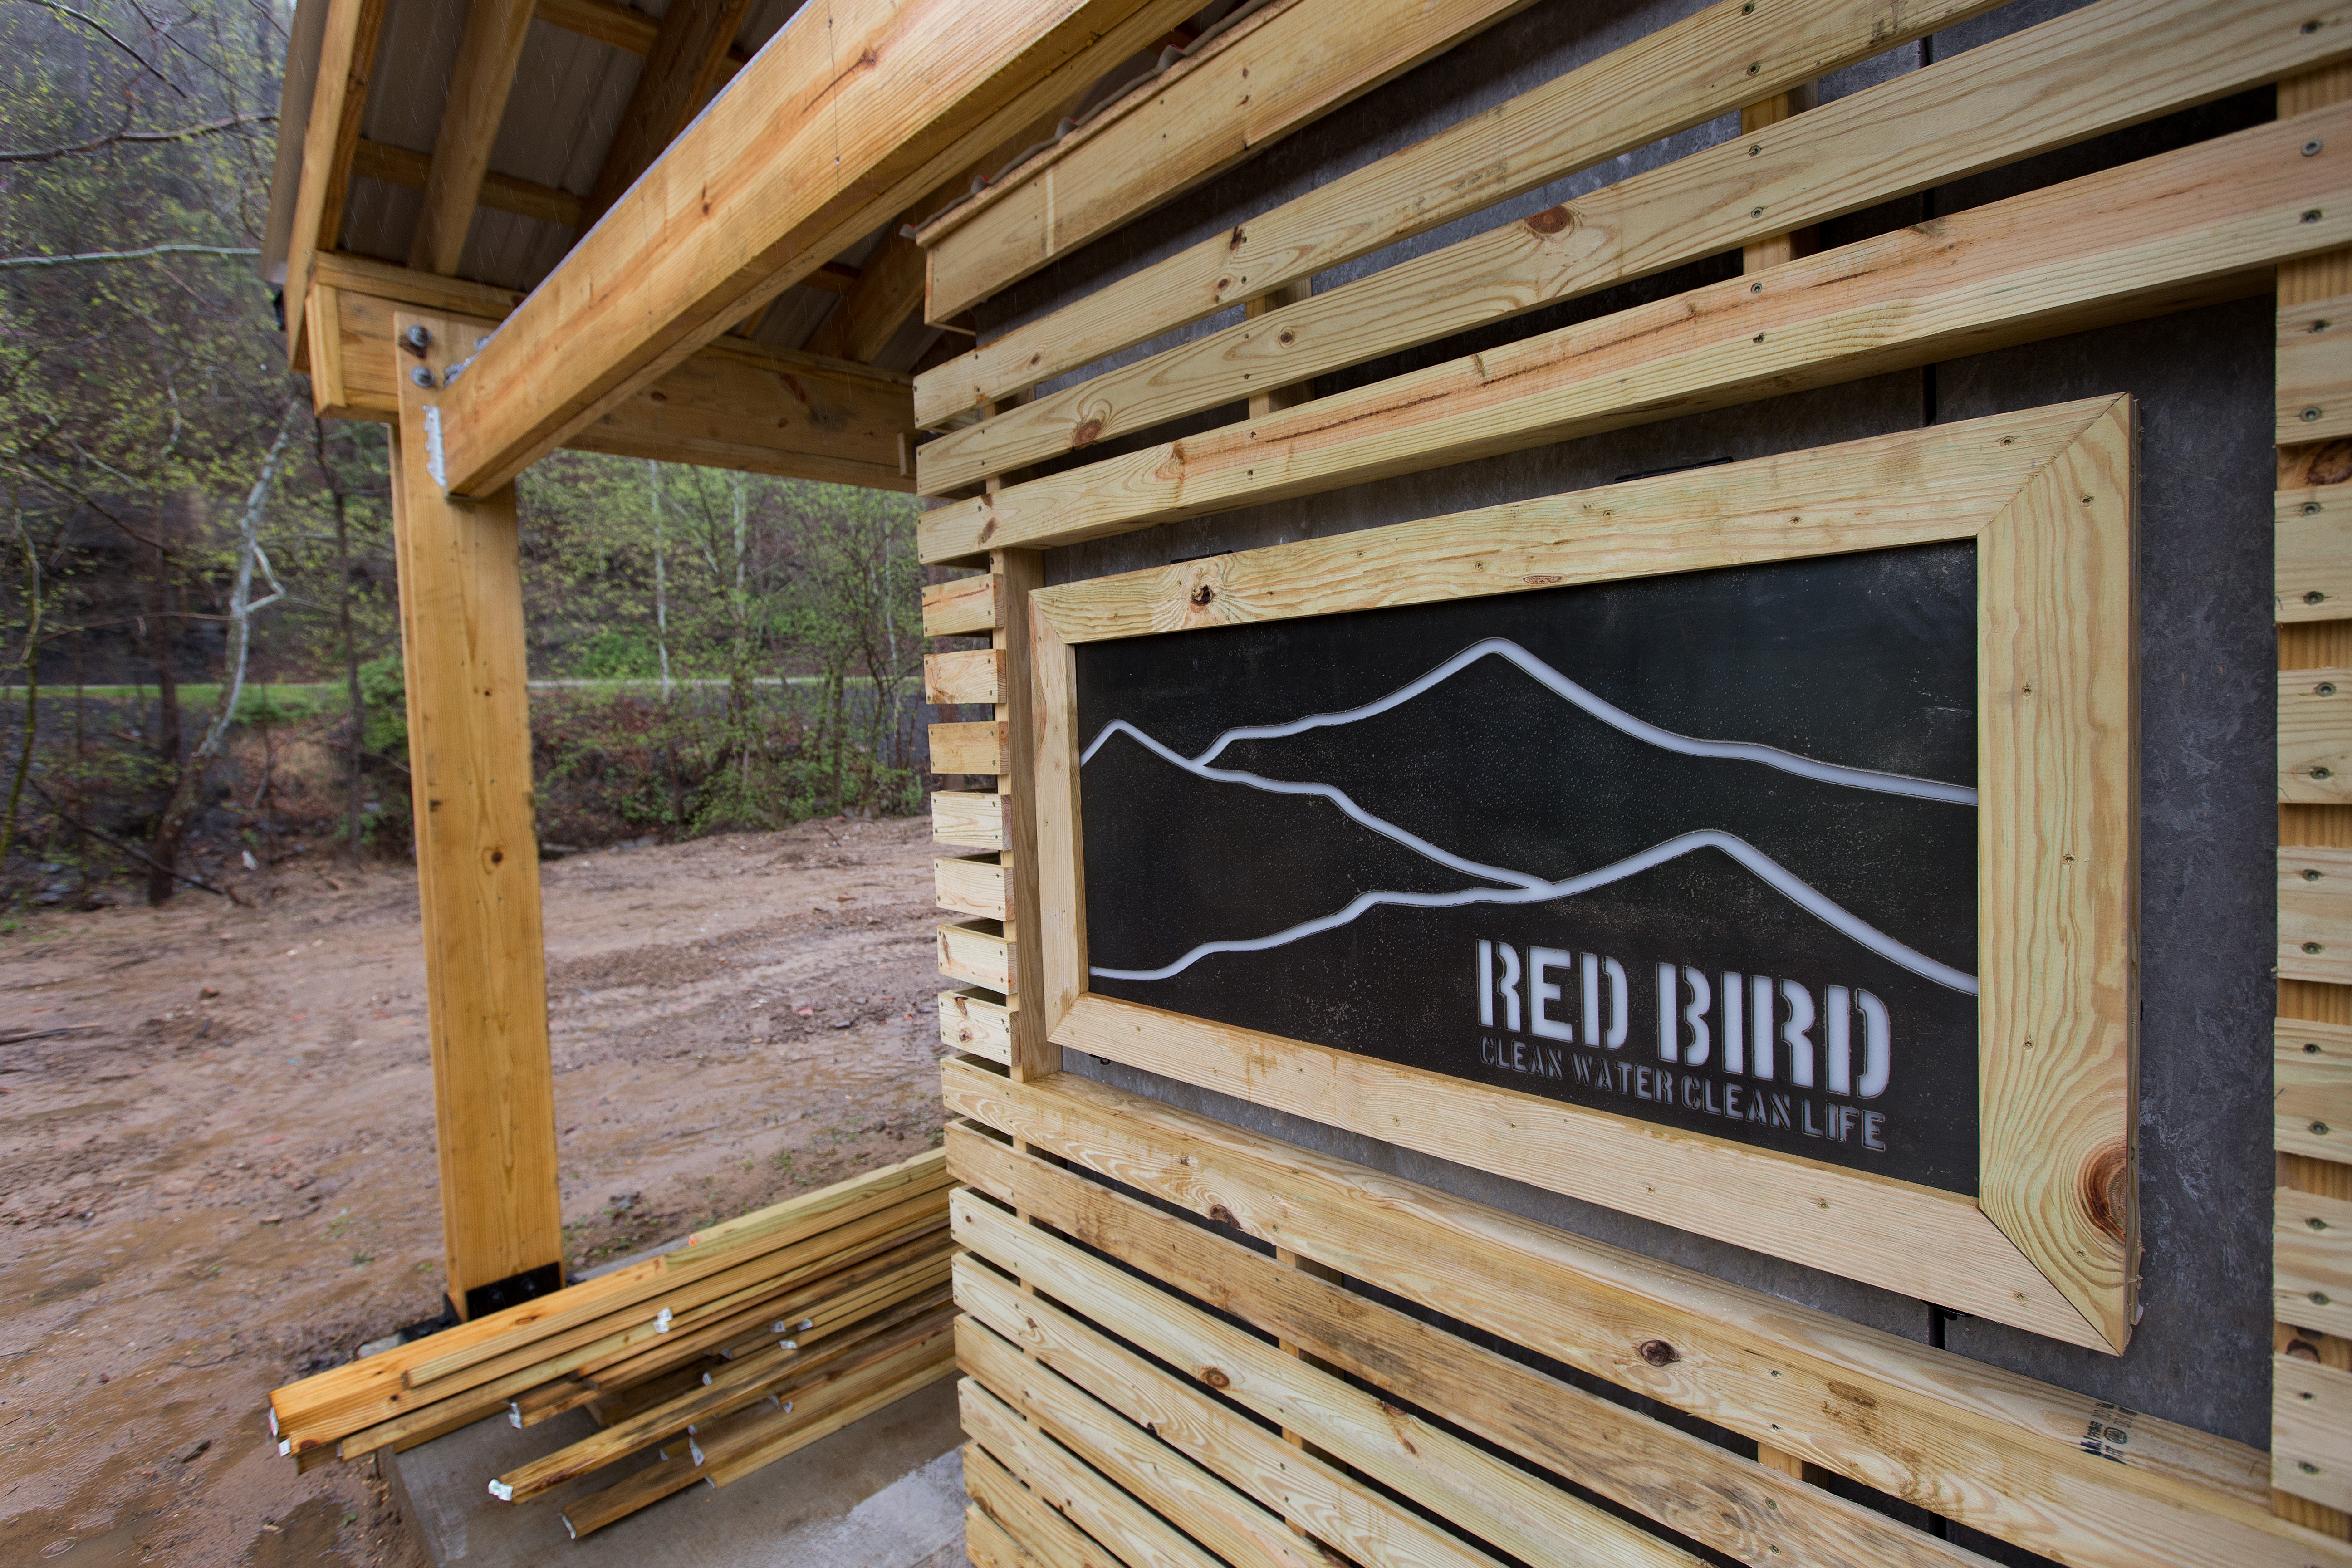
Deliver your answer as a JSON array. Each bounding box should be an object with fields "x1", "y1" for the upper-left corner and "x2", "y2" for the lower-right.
[
  {"x1": 908, "y1": 0, "x2": 2350, "y2": 1561},
  {"x1": 2278, "y1": 55, "x2": 2352, "y2": 1540}
]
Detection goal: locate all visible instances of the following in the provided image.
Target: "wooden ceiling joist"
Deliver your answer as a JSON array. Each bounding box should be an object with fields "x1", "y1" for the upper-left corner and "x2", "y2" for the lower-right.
[
  {"x1": 430, "y1": 0, "x2": 1188, "y2": 498},
  {"x1": 283, "y1": 0, "x2": 391, "y2": 370},
  {"x1": 582, "y1": 0, "x2": 758, "y2": 230},
  {"x1": 307, "y1": 253, "x2": 914, "y2": 489},
  {"x1": 804, "y1": 215, "x2": 929, "y2": 365},
  {"x1": 533, "y1": 0, "x2": 752, "y2": 78},
  {"x1": 409, "y1": 0, "x2": 539, "y2": 274},
  {"x1": 355, "y1": 137, "x2": 583, "y2": 230}
]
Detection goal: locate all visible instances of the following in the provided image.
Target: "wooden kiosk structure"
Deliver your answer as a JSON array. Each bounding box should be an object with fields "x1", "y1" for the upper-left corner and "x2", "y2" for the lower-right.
[{"x1": 270, "y1": 0, "x2": 2352, "y2": 1558}]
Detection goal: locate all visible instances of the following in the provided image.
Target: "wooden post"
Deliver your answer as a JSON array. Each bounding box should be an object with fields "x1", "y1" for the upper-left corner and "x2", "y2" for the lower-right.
[
  {"x1": 391, "y1": 309, "x2": 565, "y2": 1320},
  {"x1": 995, "y1": 544, "x2": 1054, "y2": 1083}
]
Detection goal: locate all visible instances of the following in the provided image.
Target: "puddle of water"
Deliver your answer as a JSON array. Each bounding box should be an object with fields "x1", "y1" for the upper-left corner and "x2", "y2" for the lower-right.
[{"x1": 0, "y1": 1499, "x2": 164, "y2": 1567}]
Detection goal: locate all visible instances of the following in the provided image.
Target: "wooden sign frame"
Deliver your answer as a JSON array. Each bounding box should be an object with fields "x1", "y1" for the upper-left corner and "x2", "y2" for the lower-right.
[{"x1": 1025, "y1": 396, "x2": 2139, "y2": 1352}]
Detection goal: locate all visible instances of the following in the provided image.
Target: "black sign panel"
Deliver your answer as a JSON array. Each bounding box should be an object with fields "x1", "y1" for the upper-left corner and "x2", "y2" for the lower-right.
[{"x1": 1077, "y1": 544, "x2": 1981, "y2": 1195}]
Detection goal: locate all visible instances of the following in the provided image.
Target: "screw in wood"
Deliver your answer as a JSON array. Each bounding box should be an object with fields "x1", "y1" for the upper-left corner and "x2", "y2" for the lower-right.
[
  {"x1": 2314, "y1": 1122, "x2": 2332, "y2": 1137},
  {"x1": 2309, "y1": 591, "x2": 2329, "y2": 603},
  {"x1": 2307, "y1": 867, "x2": 2326, "y2": 880},
  {"x1": 2306, "y1": 408, "x2": 2326, "y2": 422},
  {"x1": 2308, "y1": 141, "x2": 2326, "y2": 157},
  {"x1": 2306, "y1": 942, "x2": 2326, "y2": 955},
  {"x1": 2320, "y1": 683, "x2": 2339, "y2": 696}
]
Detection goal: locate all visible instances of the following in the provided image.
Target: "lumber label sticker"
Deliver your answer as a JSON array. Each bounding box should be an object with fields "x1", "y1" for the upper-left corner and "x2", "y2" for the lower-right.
[{"x1": 1075, "y1": 545, "x2": 1980, "y2": 1193}]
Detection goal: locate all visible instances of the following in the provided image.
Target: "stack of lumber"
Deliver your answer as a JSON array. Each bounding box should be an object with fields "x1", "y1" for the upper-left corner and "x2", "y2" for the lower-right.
[{"x1": 268, "y1": 1149, "x2": 957, "y2": 1537}]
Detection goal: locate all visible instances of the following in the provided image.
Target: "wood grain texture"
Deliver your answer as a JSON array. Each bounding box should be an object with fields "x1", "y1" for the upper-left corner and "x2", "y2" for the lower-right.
[
  {"x1": 925, "y1": 647, "x2": 1004, "y2": 705},
  {"x1": 1027, "y1": 399, "x2": 2137, "y2": 1349},
  {"x1": 959, "y1": 1343, "x2": 1329, "y2": 1568},
  {"x1": 1028, "y1": 400, "x2": 2107, "y2": 644},
  {"x1": 929, "y1": 721, "x2": 1009, "y2": 775},
  {"x1": 918, "y1": 103, "x2": 2344, "y2": 562},
  {"x1": 951, "y1": 1149, "x2": 1989, "y2": 1568},
  {"x1": 2281, "y1": 1188, "x2": 2352, "y2": 1341},
  {"x1": 923, "y1": 573, "x2": 1002, "y2": 635},
  {"x1": 940, "y1": 921, "x2": 1013, "y2": 994},
  {"x1": 2284, "y1": 669, "x2": 2352, "y2": 803},
  {"x1": 317, "y1": 271, "x2": 914, "y2": 485},
  {"x1": 310, "y1": 0, "x2": 389, "y2": 299},
  {"x1": 407, "y1": 0, "x2": 537, "y2": 274},
  {"x1": 2280, "y1": 1353, "x2": 2352, "y2": 1512},
  {"x1": 936, "y1": 854, "x2": 1008, "y2": 921},
  {"x1": 964, "y1": 1408, "x2": 1229, "y2": 1568},
  {"x1": 916, "y1": 0, "x2": 2342, "y2": 490},
  {"x1": 912, "y1": 0, "x2": 2009, "y2": 424},
  {"x1": 391, "y1": 311, "x2": 563, "y2": 1313},
  {"x1": 932, "y1": 790, "x2": 1006, "y2": 849},
  {"x1": 940, "y1": 988, "x2": 1013, "y2": 1063},
  {"x1": 994, "y1": 549, "x2": 1054, "y2": 1080},
  {"x1": 2280, "y1": 1020, "x2": 2352, "y2": 1162},
  {"x1": 582, "y1": 0, "x2": 756, "y2": 230},
  {"x1": 1972, "y1": 397, "x2": 2138, "y2": 1352},
  {"x1": 961, "y1": 1442, "x2": 1131, "y2": 1568},
  {"x1": 282, "y1": 0, "x2": 382, "y2": 370},
  {"x1": 942, "y1": 1067, "x2": 2337, "y2": 1568},
  {"x1": 957, "y1": 1264, "x2": 1519, "y2": 1568},
  {"x1": 2284, "y1": 847, "x2": 2352, "y2": 985},
  {"x1": 431, "y1": 0, "x2": 1175, "y2": 496},
  {"x1": 917, "y1": 0, "x2": 1539, "y2": 324},
  {"x1": 2283, "y1": 286, "x2": 2352, "y2": 444},
  {"x1": 353, "y1": 138, "x2": 583, "y2": 231},
  {"x1": 2281, "y1": 487, "x2": 2352, "y2": 622}
]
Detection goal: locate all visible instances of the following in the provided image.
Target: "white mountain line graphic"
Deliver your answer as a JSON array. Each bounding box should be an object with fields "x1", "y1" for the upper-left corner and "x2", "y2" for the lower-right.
[
  {"x1": 1083, "y1": 636, "x2": 1977, "y2": 805},
  {"x1": 1082, "y1": 637, "x2": 1979, "y2": 995}
]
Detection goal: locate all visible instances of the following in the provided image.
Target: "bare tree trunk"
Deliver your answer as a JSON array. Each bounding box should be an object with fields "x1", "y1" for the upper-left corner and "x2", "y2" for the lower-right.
[
  {"x1": 0, "y1": 512, "x2": 39, "y2": 876},
  {"x1": 144, "y1": 529, "x2": 183, "y2": 905},
  {"x1": 647, "y1": 460, "x2": 672, "y2": 697},
  {"x1": 334, "y1": 475, "x2": 363, "y2": 869}
]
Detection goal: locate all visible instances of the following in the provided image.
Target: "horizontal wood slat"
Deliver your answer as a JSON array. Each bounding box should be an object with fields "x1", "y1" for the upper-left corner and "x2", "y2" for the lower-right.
[
  {"x1": 938, "y1": 921, "x2": 1012, "y2": 994},
  {"x1": 917, "y1": 0, "x2": 1538, "y2": 325},
  {"x1": 940, "y1": 989, "x2": 1012, "y2": 1064},
  {"x1": 2280, "y1": 487, "x2": 2352, "y2": 622},
  {"x1": 2283, "y1": 668, "x2": 2352, "y2": 804},
  {"x1": 939, "y1": 1064, "x2": 2334, "y2": 1568},
  {"x1": 936, "y1": 855, "x2": 1008, "y2": 921},
  {"x1": 2283, "y1": 845, "x2": 2352, "y2": 983},
  {"x1": 916, "y1": 0, "x2": 2348, "y2": 492},
  {"x1": 932, "y1": 791, "x2": 1007, "y2": 849},
  {"x1": 965, "y1": 1426, "x2": 1224, "y2": 1568},
  {"x1": 2278, "y1": 1352, "x2": 2352, "y2": 1512},
  {"x1": 2280, "y1": 1020, "x2": 2352, "y2": 1161},
  {"x1": 925, "y1": 648, "x2": 1005, "y2": 705},
  {"x1": 929, "y1": 721, "x2": 1009, "y2": 776},
  {"x1": 2280, "y1": 1189, "x2": 2352, "y2": 1341},
  {"x1": 920, "y1": 102, "x2": 2345, "y2": 562},
  {"x1": 962, "y1": 1441, "x2": 1147, "y2": 1568},
  {"x1": 923, "y1": 573, "x2": 1003, "y2": 635},
  {"x1": 2282, "y1": 286, "x2": 2352, "y2": 443},
  {"x1": 912, "y1": 0, "x2": 2008, "y2": 426}
]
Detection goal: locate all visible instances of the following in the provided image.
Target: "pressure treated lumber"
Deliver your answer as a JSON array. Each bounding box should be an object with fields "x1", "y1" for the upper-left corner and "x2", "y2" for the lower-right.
[
  {"x1": 941, "y1": 1066, "x2": 2343, "y2": 1568},
  {"x1": 937, "y1": 856, "x2": 1007, "y2": 921},
  {"x1": 918, "y1": 0, "x2": 2347, "y2": 490},
  {"x1": 925, "y1": 648, "x2": 1004, "y2": 705},
  {"x1": 2283, "y1": 487, "x2": 2352, "y2": 622},
  {"x1": 2284, "y1": 288, "x2": 2352, "y2": 445},
  {"x1": 920, "y1": 102, "x2": 2347, "y2": 562},
  {"x1": 282, "y1": 0, "x2": 388, "y2": 371},
  {"x1": 2281, "y1": 1353, "x2": 2352, "y2": 1513},
  {"x1": 923, "y1": 573, "x2": 1002, "y2": 635},
  {"x1": 956, "y1": 1200, "x2": 1716, "y2": 1568},
  {"x1": 963, "y1": 1405, "x2": 1229, "y2": 1568},
  {"x1": 928, "y1": 721, "x2": 1007, "y2": 775},
  {"x1": 2282, "y1": 1021, "x2": 2352, "y2": 1162},
  {"x1": 2285, "y1": 669, "x2": 2352, "y2": 804},
  {"x1": 2282, "y1": 1190, "x2": 2352, "y2": 1342},
  {"x1": 390, "y1": 312, "x2": 563, "y2": 1316},
  {"x1": 918, "y1": 0, "x2": 1539, "y2": 326},
  {"x1": 807, "y1": 219, "x2": 930, "y2": 365},
  {"x1": 430, "y1": 0, "x2": 1181, "y2": 498},
  {"x1": 963, "y1": 1442, "x2": 1160, "y2": 1568},
  {"x1": 954, "y1": 1133, "x2": 1989, "y2": 1568},
  {"x1": 2285, "y1": 847, "x2": 2352, "y2": 985},
  {"x1": 914, "y1": 0, "x2": 2011, "y2": 426},
  {"x1": 309, "y1": 259, "x2": 915, "y2": 485},
  {"x1": 353, "y1": 138, "x2": 583, "y2": 230},
  {"x1": 407, "y1": 0, "x2": 537, "y2": 274},
  {"x1": 933, "y1": 792, "x2": 1006, "y2": 850},
  {"x1": 941, "y1": 988, "x2": 1013, "y2": 1063},
  {"x1": 583, "y1": 0, "x2": 755, "y2": 230},
  {"x1": 939, "y1": 921, "x2": 1012, "y2": 994}
]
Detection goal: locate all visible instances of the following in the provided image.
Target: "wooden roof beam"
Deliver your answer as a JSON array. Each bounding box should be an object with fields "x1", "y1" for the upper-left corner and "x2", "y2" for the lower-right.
[
  {"x1": 283, "y1": 0, "x2": 390, "y2": 370},
  {"x1": 431, "y1": 0, "x2": 1194, "y2": 498},
  {"x1": 532, "y1": 0, "x2": 752, "y2": 78},
  {"x1": 582, "y1": 0, "x2": 756, "y2": 231},
  {"x1": 409, "y1": 0, "x2": 539, "y2": 274},
  {"x1": 356, "y1": 138, "x2": 582, "y2": 230}
]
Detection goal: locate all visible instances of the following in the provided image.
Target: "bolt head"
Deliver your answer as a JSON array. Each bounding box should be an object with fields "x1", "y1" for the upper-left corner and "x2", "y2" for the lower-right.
[
  {"x1": 2308, "y1": 140, "x2": 2327, "y2": 157},
  {"x1": 410, "y1": 366, "x2": 436, "y2": 389}
]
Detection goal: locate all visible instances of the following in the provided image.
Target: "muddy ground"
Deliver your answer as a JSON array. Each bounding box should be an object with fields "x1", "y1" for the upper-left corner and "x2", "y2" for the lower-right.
[{"x1": 0, "y1": 816, "x2": 951, "y2": 1566}]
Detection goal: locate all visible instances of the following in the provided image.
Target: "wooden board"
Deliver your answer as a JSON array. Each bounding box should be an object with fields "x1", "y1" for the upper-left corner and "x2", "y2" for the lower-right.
[
  {"x1": 940, "y1": 988, "x2": 1013, "y2": 1064},
  {"x1": 925, "y1": 648, "x2": 1005, "y2": 705},
  {"x1": 2283, "y1": 670, "x2": 2352, "y2": 804},
  {"x1": 924, "y1": 573, "x2": 1003, "y2": 636},
  {"x1": 2281, "y1": 1020, "x2": 2352, "y2": 1162},
  {"x1": 2283, "y1": 288, "x2": 2352, "y2": 445},
  {"x1": 916, "y1": 0, "x2": 2351, "y2": 490},
  {"x1": 2281, "y1": 1189, "x2": 2352, "y2": 1342},
  {"x1": 429, "y1": 0, "x2": 1183, "y2": 496},
  {"x1": 940, "y1": 922, "x2": 1013, "y2": 994},
  {"x1": 917, "y1": 0, "x2": 1540, "y2": 326},
  {"x1": 2284, "y1": 847, "x2": 2352, "y2": 985},
  {"x1": 919, "y1": 102, "x2": 2345, "y2": 563},
  {"x1": 937, "y1": 855, "x2": 1008, "y2": 921},
  {"x1": 933, "y1": 791, "x2": 1007, "y2": 850},
  {"x1": 941, "y1": 1067, "x2": 2340, "y2": 1568},
  {"x1": 930, "y1": 721, "x2": 1009, "y2": 777},
  {"x1": 2281, "y1": 487, "x2": 2352, "y2": 623},
  {"x1": 2280, "y1": 1353, "x2": 2352, "y2": 1513},
  {"x1": 391, "y1": 312, "x2": 564, "y2": 1313}
]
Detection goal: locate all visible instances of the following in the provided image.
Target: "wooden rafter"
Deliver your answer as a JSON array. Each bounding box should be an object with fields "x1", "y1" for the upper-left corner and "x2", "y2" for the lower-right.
[
  {"x1": 805, "y1": 218, "x2": 929, "y2": 364},
  {"x1": 408, "y1": 0, "x2": 539, "y2": 275},
  {"x1": 582, "y1": 0, "x2": 756, "y2": 231},
  {"x1": 431, "y1": 0, "x2": 1186, "y2": 498},
  {"x1": 282, "y1": 0, "x2": 390, "y2": 370},
  {"x1": 355, "y1": 138, "x2": 581, "y2": 230}
]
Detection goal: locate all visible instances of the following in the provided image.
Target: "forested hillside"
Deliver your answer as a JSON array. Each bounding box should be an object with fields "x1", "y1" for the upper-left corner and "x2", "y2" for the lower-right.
[{"x1": 0, "y1": 0, "x2": 930, "y2": 914}]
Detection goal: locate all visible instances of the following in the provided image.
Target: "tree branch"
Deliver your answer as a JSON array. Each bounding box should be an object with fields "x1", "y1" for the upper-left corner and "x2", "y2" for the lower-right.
[
  {"x1": 0, "y1": 111, "x2": 271, "y2": 164},
  {"x1": 0, "y1": 242, "x2": 259, "y2": 270},
  {"x1": 14, "y1": 0, "x2": 188, "y2": 96}
]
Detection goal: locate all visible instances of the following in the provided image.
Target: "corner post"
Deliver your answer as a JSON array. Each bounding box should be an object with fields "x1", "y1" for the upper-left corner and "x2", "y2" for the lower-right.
[{"x1": 390, "y1": 309, "x2": 564, "y2": 1319}]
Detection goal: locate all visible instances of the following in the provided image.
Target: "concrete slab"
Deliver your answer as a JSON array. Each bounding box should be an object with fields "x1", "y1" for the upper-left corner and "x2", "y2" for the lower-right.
[{"x1": 382, "y1": 1376, "x2": 970, "y2": 1567}]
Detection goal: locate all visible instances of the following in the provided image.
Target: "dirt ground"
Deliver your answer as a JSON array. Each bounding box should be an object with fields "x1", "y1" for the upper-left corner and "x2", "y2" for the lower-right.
[{"x1": 0, "y1": 815, "x2": 952, "y2": 1566}]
